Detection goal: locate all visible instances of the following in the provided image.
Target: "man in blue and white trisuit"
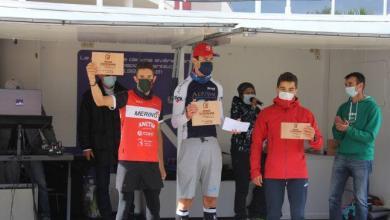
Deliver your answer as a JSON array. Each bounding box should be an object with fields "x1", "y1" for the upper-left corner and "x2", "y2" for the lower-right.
[{"x1": 171, "y1": 42, "x2": 224, "y2": 220}]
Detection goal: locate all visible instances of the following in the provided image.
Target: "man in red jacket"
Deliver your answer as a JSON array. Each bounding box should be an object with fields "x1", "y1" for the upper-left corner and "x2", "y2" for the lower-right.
[{"x1": 250, "y1": 72, "x2": 323, "y2": 220}]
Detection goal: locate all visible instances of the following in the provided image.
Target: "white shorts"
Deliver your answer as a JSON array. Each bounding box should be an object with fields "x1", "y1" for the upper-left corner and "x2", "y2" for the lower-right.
[{"x1": 177, "y1": 137, "x2": 222, "y2": 199}]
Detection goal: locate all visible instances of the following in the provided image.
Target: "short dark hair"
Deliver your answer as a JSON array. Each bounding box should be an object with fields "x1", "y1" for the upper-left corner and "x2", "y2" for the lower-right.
[
  {"x1": 136, "y1": 61, "x2": 155, "y2": 75},
  {"x1": 277, "y1": 72, "x2": 298, "y2": 88},
  {"x1": 345, "y1": 72, "x2": 365, "y2": 86}
]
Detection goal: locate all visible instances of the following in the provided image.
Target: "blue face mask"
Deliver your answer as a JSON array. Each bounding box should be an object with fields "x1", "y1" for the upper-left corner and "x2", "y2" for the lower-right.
[
  {"x1": 191, "y1": 72, "x2": 211, "y2": 84},
  {"x1": 102, "y1": 76, "x2": 117, "y2": 88},
  {"x1": 198, "y1": 61, "x2": 213, "y2": 76}
]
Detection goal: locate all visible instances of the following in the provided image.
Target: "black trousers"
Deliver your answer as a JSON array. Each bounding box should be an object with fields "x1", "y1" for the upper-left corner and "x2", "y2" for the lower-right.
[
  {"x1": 95, "y1": 165, "x2": 113, "y2": 220},
  {"x1": 231, "y1": 150, "x2": 267, "y2": 219}
]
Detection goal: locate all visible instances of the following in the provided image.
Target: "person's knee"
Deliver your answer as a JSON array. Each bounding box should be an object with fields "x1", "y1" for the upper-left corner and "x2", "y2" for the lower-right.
[
  {"x1": 235, "y1": 185, "x2": 248, "y2": 195},
  {"x1": 329, "y1": 193, "x2": 341, "y2": 206},
  {"x1": 290, "y1": 207, "x2": 305, "y2": 219},
  {"x1": 96, "y1": 177, "x2": 111, "y2": 189},
  {"x1": 119, "y1": 191, "x2": 134, "y2": 204},
  {"x1": 203, "y1": 196, "x2": 217, "y2": 208},
  {"x1": 177, "y1": 198, "x2": 193, "y2": 210},
  {"x1": 354, "y1": 187, "x2": 369, "y2": 205},
  {"x1": 148, "y1": 206, "x2": 160, "y2": 218},
  {"x1": 95, "y1": 182, "x2": 108, "y2": 192},
  {"x1": 117, "y1": 194, "x2": 135, "y2": 220},
  {"x1": 146, "y1": 194, "x2": 160, "y2": 213},
  {"x1": 354, "y1": 195, "x2": 368, "y2": 207}
]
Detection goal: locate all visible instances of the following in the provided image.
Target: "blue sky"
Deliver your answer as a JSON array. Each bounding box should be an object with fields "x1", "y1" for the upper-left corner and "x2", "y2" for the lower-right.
[{"x1": 229, "y1": 0, "x2": 384, "y2": 14}]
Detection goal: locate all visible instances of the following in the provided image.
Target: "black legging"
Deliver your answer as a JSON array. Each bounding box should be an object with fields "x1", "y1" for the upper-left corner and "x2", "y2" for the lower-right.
[
  {"x1": 116, "y1": 189, "x2": 161, "y2": 220},
  {"x1": 231, "y1": 150, "x2": 267, "y2": 219}
]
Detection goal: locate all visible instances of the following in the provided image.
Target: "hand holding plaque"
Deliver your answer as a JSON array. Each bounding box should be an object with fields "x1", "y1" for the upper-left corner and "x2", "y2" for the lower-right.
[
  {"x1": 191, "y1": 101, "x2": 221, "y2": 126},
  {"x1": 91, "y1": 52, "x2": 124, "y2": 76},
  {"x1": 281, "y1": 122, "x2": 313, "y2": 140}
]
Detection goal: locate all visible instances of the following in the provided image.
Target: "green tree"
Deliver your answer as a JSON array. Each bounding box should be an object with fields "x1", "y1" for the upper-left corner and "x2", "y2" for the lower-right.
[{"x1": 309, "y1": 6, "x2": 370, "y2": 15}]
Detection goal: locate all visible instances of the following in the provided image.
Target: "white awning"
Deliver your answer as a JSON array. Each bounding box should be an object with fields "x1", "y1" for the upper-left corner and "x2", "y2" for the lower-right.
[
  {"x1": 0, "y1": 21, "x2": 235, "y2": 45},
  {"x1": 0, "y1": 2, "x2": 236, "y2": 44}
]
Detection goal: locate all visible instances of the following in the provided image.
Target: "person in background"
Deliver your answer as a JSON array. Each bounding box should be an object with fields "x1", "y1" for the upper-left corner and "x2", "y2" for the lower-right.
[
  {"x1": 250, "y1": 72, "x2": 323, "y2": 220},
  {"x1": 78, "y1": 75, "x2": 126, "y2": 220},
  {"x1": 230, "y1": 82, "x2": 266, "y2": 220},
  {"x1": 329, "y1": 72, "x2": 382, "y2": 220}
]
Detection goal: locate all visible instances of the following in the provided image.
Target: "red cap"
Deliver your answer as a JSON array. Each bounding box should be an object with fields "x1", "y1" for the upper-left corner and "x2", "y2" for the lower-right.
[{"x1": 192, "y1": 42, "x2": 219, "y2": 58}]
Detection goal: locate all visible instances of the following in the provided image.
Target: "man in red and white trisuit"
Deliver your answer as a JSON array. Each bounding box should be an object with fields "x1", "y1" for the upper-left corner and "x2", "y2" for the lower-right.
[{"x1": 86, "y1": 61, "x2": 166, "y2": 220}]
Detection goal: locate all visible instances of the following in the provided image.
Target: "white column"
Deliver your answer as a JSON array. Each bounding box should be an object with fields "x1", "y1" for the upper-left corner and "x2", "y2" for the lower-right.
[
  {"x1": 96, "y1": 0, "x2": 103, "y2": 7},
  {"x1": 331, "y1": 0, "x2": 336, "y2": 15},
  {"x1": 285, "y1": 0, "x2": 291, "y2": 15},
  {"x1": 158, "y1": 0, "x2": 165, "y2": 10},
  {"x1": 125, "y1": 0, "x2": 133, "y2": 8},
  {"x1": 255, "y1": 0, "x2": 261, "y2": 14},
  {"x1": 172, "y1": 47, "x2": 185, "y2": 149},
  {"x1": 383, "y1": 0, "x2": 388, "y2": 15}
]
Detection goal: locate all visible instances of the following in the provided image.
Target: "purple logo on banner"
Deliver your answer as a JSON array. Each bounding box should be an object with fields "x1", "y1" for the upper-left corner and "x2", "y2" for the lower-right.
[{"x1": 77, "y1": 50, "x2": 191, "y2": 172}]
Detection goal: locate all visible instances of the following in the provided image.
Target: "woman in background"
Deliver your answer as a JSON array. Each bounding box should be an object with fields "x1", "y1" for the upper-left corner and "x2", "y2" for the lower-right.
[{"x1": 230, "y1": 82, "x2": 266, "y2": 220}]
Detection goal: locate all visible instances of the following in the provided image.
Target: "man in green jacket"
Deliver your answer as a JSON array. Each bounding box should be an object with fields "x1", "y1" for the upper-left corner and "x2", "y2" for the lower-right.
[{"x1": 329, "y1": 72, "x2": 382, "y2": 220}]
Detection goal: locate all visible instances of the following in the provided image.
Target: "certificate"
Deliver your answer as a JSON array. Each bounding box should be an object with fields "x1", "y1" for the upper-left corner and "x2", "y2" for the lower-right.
[
  {"x1": 92, "y1": 52, "x2": 124, "y2": 75},
  {"x1": 281, "y1": 122, "x2": 311, "y2": 140},
  {"x1": 222, "y1": 117, "x2": 250, "y2": 132},
  {"x1": 192, "y1": 101, "x2": 221, "y2": 126}
]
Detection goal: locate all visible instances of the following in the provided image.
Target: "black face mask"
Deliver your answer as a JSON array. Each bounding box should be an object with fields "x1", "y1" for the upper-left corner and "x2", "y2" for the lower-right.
[
  {"x1": 198, "y1": 61, "x2": 213, "y2": 76},
  {"x1": 137, "y1": 79, "x2": 153, "y2": 94}
]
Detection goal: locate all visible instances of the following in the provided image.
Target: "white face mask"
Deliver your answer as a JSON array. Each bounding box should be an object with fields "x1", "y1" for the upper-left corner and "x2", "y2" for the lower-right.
[
  {"x1": 278, "y1": 91, "x2": 295, "y2": 101},
  {"x1": 345, "y1": 86, "x2": 358, "y2": 97},
  {"x1": 104, "y1": 87, "x2": 114, "y2": 96},
  {"x1": 102, "y1": 76, "x2": 117, "y2": 88},
  {"x1": 243, "y1": 94, "x2": 256, "y2": 105}
]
